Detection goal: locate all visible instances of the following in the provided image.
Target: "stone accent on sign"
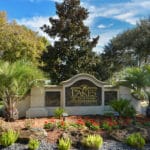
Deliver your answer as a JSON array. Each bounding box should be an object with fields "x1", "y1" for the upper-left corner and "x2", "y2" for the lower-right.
[{"x1": 65, "y1": 79, "x2": 102, "y2": 106}]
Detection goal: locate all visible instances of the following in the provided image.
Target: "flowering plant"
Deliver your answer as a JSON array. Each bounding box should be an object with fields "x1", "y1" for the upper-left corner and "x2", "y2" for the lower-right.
[
  {"x1": 44, "y1": 119, "x2": 56, "y2": 130},
  {"x1": 101, "y1": 118, "x2": 120, "y2": 130},
  {"x1": 57, "y1": 121, "x2": 68, "y2": 130},
  {"x1": 85, "y1": 119, "x2": 100, "y2": 131}
]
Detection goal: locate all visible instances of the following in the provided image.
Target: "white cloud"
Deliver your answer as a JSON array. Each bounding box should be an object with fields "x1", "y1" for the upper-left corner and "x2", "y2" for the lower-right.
[
  {"x1": 93, "y1": 29, "x2": 122, "y2": 53},
  {"x1": 114, "y1": 12, "x2": 138, "y2": 25},
  {"x1": 82, "y1": 0, "x2": 150, "y2": 26},
  {"x1": 16, "y1": 16, "x2": 58, "y2": 45},
  {"x1": 98, "y1": 24, "x2": 106, "y2": 29},
  {"x1": 50, "y1": 0, "x2": 63, "y2": 2},
  {"x1": 98, "y1": 23, "x2": 113, "y2": 29}
]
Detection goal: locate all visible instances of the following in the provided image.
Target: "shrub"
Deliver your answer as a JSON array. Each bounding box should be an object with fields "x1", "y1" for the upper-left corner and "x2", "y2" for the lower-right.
[
  {"x1": 28, "y1": 138, "x2": 40, "y2": 150},
  {"x1": 0, "y1": 129, "x2": 19, "y2": 147},
  {"x1": 109, "y1": 98, "x2": 136, "y2": 117},
  {"x1": 125, "y1": 133, "x2": 145, "y2": 149},
  {"x1": 54, "y1": 107, "x2": 65, "y2": 119},
  {"x1": 143, "y1": 121, "x2": 150, "y2": 127},
  {"x1": 58, "y1": 138, "x2": 71, "y2": 150},
  {"x1": 82, "y1": 134, "x2": 103, "y2": 149}
]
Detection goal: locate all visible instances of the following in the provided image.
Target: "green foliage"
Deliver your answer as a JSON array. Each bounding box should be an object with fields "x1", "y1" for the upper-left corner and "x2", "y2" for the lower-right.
[
  {"x1": 54, "y1": 107, "x2": 65, "y2": 118},
  {"x1": 113, "y1": 65, "x2": 150, "y2": 103},
  {"x1": 143, "y1": 122, "x2": 150, "y2": 127},
  {"x1": 0, "y1": 60, "x2": 45, "y2": 121},
  {"x1": 44, "y1": 122, "x2": 55, "y2": 130},
  {"x1": 109, "y1": 98, "x2": 136, "y2": 117},
  {"x1": 58, "y1": 138, "x2": 71, "y2": 150},
  {"x1": 125, "y1": 133, "x2": 145, "y2": 149},
  {"x1": 82, "y1": 134, "x2": 103, "y2": 149},
  {"x1": 101, "y1": 18, "x2": 150, "y2": 81},
  {"x1": 28, "y1": 138, "x2": 40, "y2": 150},
  {"x1": 0, "y1": 129, "x2": 19, "y2": 147},
  {"x1": 0, "y1": 11, "x2": 48, "y2": 65},
  {"x1": 41, "y1": 0, "x2": 100, "y2": 84},
  {"x1": 101, "y1": 122, "x2": 112, "y2": 131},
  {"x1": 85, "y1": 121, "x2": 99, "y2": 131},
  {"x1": 57, "y1": 121, "x2": 68, "y2": 130}
]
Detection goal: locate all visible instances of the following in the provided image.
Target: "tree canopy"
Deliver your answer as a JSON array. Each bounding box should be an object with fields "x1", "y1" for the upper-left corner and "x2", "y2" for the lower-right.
[
  {"x1": 41, "y1": 0, "x2": 100, "y2": 84},
  {"x1": 0, "y1": 11, "x2": 48, "y2": 65},
  {"x1": 100, "y1": 18, "x2": 150, "y2": 81}
]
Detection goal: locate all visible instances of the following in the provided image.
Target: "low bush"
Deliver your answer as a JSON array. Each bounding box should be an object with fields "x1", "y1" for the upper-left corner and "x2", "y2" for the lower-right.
[
  {"x1": 0, "y1": 129, "x2": 19, "y2": 147},
  {"x1": 58, "y1": 138, "x2": 71, "y2": 150},
  {"x1": 28, "y1": 138, "x2": 40, "y2": 150},
  {"x1": 109, "y1": 98, "x2": 136, "y2": 117},
  {"x1": 82, "y1": 134, "x2": 103, "y2": 149},
  {"x1": 54, "y1": 107, "x2": 65, "y2": 119},
  {"x1": 125, "y1": 133, "x2": 145, "y2": 149}
]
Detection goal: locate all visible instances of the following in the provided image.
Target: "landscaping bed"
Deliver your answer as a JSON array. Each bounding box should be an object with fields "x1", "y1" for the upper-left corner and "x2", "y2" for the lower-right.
[{"x1": 0, "y1": 115, "x2": 150, "y2": 149}]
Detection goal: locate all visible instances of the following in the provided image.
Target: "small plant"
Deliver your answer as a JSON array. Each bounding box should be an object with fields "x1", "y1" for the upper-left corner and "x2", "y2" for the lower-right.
[
  {"x1": 28, "y1": 138, "x2": 40, "y2": 150},
  {"x1": 125, "y1": 133, "x2": 145, "y2": 149},
  {"x1": 58, "y1": 138, "x2": 71, "y2": 150},
  {"x1": 101, "y1": 122, "x2": 112, "y2": 131},
  {"x1": 82, "y1": 134, "x2": 103, "y2": 149},
  {"x1": 44, "y1": 121, "x2": 55, "y2": 130},
  {"x1": 54, "y1": 107, "x2": 65, "y2": 119},
  {"x1": 85, "y1": 120, "x2": 99, "y2": 131},
  {"x1": 57, "y1": 121, "x2": 68, "y2": 130},
  {"x1": 0, "y1": 129, "x2": 19, "y2": 147}
]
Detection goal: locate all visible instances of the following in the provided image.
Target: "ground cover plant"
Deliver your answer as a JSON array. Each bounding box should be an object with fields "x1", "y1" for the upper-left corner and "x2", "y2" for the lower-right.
[
  {"x1": 125, "y1": 133, "x2": 146, "y2": 149},
  {"x1": 0, "y1": 129, "x2": 19, "y2": 147},
  {"x1": 82, "y1": 134, "x2": 103, "y2": 149},
  {"x1": 28, "y1": 138, "x2": 40, "y2": 150}
]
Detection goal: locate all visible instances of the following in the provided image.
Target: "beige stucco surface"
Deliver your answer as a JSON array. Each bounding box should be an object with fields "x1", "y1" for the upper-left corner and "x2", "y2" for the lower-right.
[{"x1": 17, "y1": 74, "x2": 147, "y2": 118}]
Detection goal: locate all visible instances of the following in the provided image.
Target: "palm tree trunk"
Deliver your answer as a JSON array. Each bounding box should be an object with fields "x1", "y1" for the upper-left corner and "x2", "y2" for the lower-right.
[{"x1": 5, "y1": 96, "x2": 19, "y2": 121}]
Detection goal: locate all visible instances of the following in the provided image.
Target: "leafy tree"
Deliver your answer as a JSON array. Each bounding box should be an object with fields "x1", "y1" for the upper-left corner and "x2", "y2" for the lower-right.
[
  {"x1": 0, "y1": 60, "x2": 45, "y2": 121},
  {"x1": 0, "y1": 11, "x2": 48, "y2": 65},
  {"x1": 41, "y1": 0, "x2": 100, "y2": 84},
  {"x1": 101, "y1": 18, "x2": 150, "y2": 80}
]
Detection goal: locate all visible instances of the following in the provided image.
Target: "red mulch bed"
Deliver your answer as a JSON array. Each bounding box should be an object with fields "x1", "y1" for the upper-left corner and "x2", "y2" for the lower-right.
[{"x1": 1, "y1": 115, "x2": 150, "y2": 144}]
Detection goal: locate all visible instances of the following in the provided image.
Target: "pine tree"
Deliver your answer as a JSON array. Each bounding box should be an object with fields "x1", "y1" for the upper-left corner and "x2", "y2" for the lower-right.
[{"x1": 41, "y1": 0, "x2": 99, "y2": 84}]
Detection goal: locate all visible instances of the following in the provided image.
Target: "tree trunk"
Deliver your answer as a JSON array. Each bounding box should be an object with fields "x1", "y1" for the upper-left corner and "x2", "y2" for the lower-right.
[{"x1": 4, "y1": 98, "x2": 19, "y2": 121}]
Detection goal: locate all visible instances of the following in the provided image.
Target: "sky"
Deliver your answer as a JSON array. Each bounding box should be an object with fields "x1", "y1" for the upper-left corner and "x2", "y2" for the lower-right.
[{"x1": 0, "y1": 0, "x2": 150, "y2": 53}]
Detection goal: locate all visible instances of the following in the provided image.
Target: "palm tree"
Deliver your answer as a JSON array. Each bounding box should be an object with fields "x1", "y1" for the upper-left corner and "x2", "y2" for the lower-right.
[
  {"x1": 0, "y1": 60, "x2": 45, "y2": 121},
  {"x1": 114, "y1": 67, "x2": 147, "y2": 100}
]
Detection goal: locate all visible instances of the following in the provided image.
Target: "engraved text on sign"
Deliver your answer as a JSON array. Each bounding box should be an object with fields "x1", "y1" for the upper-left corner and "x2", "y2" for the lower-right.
[
  {"x1": 71, "y1": 85, "x2": 97, "y2": 105},
  {"x1": 65, "y1": 80, "x2": 102, "y2": 106}
]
